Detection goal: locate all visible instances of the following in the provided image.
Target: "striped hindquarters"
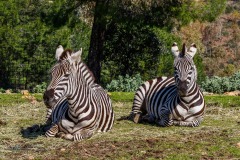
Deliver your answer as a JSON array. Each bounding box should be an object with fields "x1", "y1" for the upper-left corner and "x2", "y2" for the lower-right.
[
  {"x1": 131, "y1": 77, "x2": 175, "y2": 122},
  {"x1": 92, "y1": 84, "x2": 114, "y2": 132}
]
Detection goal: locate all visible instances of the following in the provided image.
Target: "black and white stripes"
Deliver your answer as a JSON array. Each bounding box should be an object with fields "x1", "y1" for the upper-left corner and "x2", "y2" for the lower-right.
[
  {"x1": 43, "y1": 42, "x2": 205, "y2": 142},
  {"x1": 130, "y1": 43, "x2": 205, "y2": 127},
  {"x1": 43, "y1": 47, "x2": 114, "y2": 141}
]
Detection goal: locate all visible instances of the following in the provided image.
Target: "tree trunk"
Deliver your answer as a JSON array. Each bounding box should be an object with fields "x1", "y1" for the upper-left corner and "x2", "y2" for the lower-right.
[{"x1": 88, "y1": 0, "x2": 109, "y2": 84}]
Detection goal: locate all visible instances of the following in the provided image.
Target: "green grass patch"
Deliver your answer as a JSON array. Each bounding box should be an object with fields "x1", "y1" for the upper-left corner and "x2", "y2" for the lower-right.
[
  {"x1": 0, "y1": 93, "x2": 27, "y2": 105},
  {"x1": 205, "y1": 95, "x2": 240, "y2": 107},
  {"x1": 1, "y1": 93, "x2": 240, "y2": 108},
  {"x1": 0, "y1": 95, "x2": 239, "y2": 159},
  {"x1": 108, "y1": 92, "x2": 135, "y2": 102}
]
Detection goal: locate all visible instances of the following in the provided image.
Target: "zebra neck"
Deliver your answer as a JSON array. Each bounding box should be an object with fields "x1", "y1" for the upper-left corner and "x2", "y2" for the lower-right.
[
  {"x1": 66, "y1": 85, "x2": 91, "y2": 112},
  {"x1": 79, "y1": 62, "x2": 95, "y2": 85},
  {"x1": 178, "y1": 82, "x2": 199, "y2": 103}
]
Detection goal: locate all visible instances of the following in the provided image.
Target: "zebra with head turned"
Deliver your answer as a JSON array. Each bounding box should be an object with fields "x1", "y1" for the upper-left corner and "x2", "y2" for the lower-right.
[
  {"x1": 130, "y1": 43, "x2": 205, "y2": 127},
  {"x1": 44, "y1": 45, "x2": 95, "y2": 125},
  {"x1": 43, "y1": 48, "x2": 114, "y2": 141}
]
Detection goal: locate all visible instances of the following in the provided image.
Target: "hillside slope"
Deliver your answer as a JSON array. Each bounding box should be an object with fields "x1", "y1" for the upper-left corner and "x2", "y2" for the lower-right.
[{"x1": 179, "y1": 1, "x2": 240, "y2": 77}]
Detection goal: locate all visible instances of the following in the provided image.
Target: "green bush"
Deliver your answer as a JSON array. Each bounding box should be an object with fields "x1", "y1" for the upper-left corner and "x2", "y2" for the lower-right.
[
  {"x1": 106, "y1": 74, "x2": 143, "y2": 92},
  {"x1": 32, "y1": 82, "x2": 47, "y2": 93},
  {"x1": 201, "y1": 72, "x2": 240, "y2": 94},
  {"x1": 0, "y1": 88, "x2": 5, "y2": 93}
]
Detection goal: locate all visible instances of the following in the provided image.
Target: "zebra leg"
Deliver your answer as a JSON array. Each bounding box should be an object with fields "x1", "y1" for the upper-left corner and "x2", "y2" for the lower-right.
[
  {"x1": 62, "y1": 134, "x2": 74, "y2": 141},
  {"x1": 45, "y1": 124, "x2": 59, "y2": 137},
  {"x1": 142, "y1": 114, "x2": 155, "y2": 123},
  {"x1": 173, "y1": 117, "x2": 203, "y2": 127},
  {"x1": 133, "y1": 112, "x2": 142, "y2": 123},
  {"x1": 156, "y1": 111, "x2": 173, "y2": 127},
  {"x1": 72, "y1": 129, "x2": 94, "y2": 141},
  {"x1": 58, "y1": 129, "x2": 94, "y2": 141},
  {"x1": 129, "y1": 112, "x2": 142, "y2": 123}
]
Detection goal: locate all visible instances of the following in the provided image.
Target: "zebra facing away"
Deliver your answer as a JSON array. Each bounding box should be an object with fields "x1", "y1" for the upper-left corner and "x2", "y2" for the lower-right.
[
  {"x1": 43, "y1": 48, "x2": 114, "y2": 141},
  {"x1": 130, "y1": 43, "x2": 205, "y2": 127}
]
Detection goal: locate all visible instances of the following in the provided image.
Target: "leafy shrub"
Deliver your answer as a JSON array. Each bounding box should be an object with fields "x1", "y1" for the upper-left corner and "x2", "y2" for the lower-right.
[
  {"x1": 0, "y1": 88, "x2": 5, "y2": 93},
  {"x1": 201, "y1": 72, "x2": 240, "y2": 94},
  {"x1": 32, "y1": 82, "x2": 47, "y2": 93},
  {"x1": 106, "y1": 74, "x2": 143, "y2": 92}
]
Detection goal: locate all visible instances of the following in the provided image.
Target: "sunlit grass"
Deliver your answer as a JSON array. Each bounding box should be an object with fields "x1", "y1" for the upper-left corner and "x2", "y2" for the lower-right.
[{"x1": 0, "y1": 94, "x2": 240, "y2": 159}]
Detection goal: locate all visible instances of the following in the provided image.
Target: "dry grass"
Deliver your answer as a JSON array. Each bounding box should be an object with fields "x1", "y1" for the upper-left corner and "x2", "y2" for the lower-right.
[{"x1": 0, "y1": 96, "x2": 240, "y2": 159}]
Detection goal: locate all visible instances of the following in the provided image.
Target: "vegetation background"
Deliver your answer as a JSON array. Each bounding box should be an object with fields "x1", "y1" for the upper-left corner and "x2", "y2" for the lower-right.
[
  {"x1": 0, "y1": 1, "x2": 240, "y2": 159},
  {"x1": 1, "y1": 0, "x2": 239, "y2": 93}
]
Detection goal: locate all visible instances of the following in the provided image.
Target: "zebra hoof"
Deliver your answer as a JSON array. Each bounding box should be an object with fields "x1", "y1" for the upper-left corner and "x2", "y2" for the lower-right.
[
  {"x1": 56, "y1": 132, "x2": 66, "y2": 138},
  {"x1": 64, "y1": 134, "x2": 74, "y2": 141},
  {"x1": 133, "y1": 113, "x2": 141, "y2": 123}
]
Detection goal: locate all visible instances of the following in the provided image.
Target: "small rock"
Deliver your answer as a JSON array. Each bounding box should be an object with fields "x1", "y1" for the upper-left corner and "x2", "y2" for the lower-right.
[
  {"x1": 237, "y1": 142, "x2": 240, "y2": 148},
  {"x1": 60, "y1": 148, "x2": 66, "y2": 152},
  {"x1": 0, "y1": 120, "x2": 7, "y2": 126},
  {"x1": 224, "y1": 90, "x2": 240, "y2": 96},
  {"x1": 5, "y1": 89, "x2": 11, "y2": 94},
  {"x1": 21, "y1": 90, "x2": 29, "y2": 95},
  {"x1": 31, "y1": 100, "x2": 38, "y2": 104},
  {"x1": 203, "y1": 92, "x2": 214, "y2": 95},
  {"x1": 28, "y1": 155, "x2": 34, "y2": 160}
]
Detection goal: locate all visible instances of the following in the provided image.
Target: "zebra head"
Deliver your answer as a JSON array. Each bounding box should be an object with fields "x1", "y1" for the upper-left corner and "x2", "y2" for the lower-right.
[
  {"x1": 43, "y1": 46, "x2": 82, "y2": 108},
  {"x1": 171, "y1": 42, "x2": 197, "y2": 96}
]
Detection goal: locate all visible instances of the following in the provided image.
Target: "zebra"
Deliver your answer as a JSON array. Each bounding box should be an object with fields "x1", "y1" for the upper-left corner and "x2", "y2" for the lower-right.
[
  {"x1": 44, "y1": 46, "x2": 95, "y2": 125},
  {"x1": 43, "y1": 48, "x2": 114, "y2": 141},
  {"x1": 130, "y1": 42, "x2": 205, "y2": 127}
]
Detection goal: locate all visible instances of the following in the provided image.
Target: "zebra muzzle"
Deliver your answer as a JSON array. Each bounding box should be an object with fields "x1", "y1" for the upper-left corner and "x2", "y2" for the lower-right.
[
  {"x1": 43, "y1": 88, "x2": 56, "y2": 108},
  {"x1": 177, "y1": 80, "x2": 188, "y2": 96}
]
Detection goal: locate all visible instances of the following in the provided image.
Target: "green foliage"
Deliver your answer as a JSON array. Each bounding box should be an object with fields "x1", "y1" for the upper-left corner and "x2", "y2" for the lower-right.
[
  {"x1": 106, "y1": 74, "x2": 143, "y2": 92},
  {"x1": 194, "y1": 54, "x2": 206, "y2": 83},
  {"x1": 196, "y1": 0, "x2": 227, "y2": 22},
  {"x1": 201, "y1": 72, "x2": 240, "y2": 94},
  {"x1": 152, "y1": 28, "x2": 181, "y2": 77},
  {"x1": 0, "y1": 0, "x2": 228, "y2": 90},
  {"x1": 103, "y1": 22, "x2": 161, "y2": 85},
  {"x1": 102, "y1": 1, "x2": 211, "y2": 85},
  {"x1": 32, "y1": 82, "x2": 47, "y2": 93},
  {"x1": 0, "y1": 0, "x2": 91, "y2": 90},
  {"x1": 0, "y1": 88, "x2": 5, "y2": 93}
]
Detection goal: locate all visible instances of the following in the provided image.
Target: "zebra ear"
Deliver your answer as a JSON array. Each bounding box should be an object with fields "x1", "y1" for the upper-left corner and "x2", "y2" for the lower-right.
[
  {"x1": 55, "y1": 45, "x2": 64, "y2": 61},
  {"x1": 171, "y1": 42, "x2": 179, "y2": 57},
  {"x1": 70, "y1": 48, "x2": 82, "y2": 64},
  {"x1": 187, "y1": 43, "x2": 197, "y2": 58}
]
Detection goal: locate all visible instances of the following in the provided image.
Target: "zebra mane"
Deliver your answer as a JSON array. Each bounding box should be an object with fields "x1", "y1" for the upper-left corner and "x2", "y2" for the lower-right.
[
  {"x1": 59, "y1": 49, "x2": 73, "y2": 61},
  {"x1": 78, "y1": 61, "x2": 96, "y2": 84},
  {"x1": 180, "y1": 43, "x2": 186, "y2": 57}
]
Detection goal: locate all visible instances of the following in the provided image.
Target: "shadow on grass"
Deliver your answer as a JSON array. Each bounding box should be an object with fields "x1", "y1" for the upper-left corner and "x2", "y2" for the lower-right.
[
  {"x1": 117, "y1": 115, "x2": 130, "y2": 121},
  {"x1": 117, "y1": 114, "x2": 160, "y2": 127},
  {"x1": 20, "y1": 123, "x2": 51, "y2": 139}
]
